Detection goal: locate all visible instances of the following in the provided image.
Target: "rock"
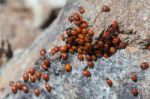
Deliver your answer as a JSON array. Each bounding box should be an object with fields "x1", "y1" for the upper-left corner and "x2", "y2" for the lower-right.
[
  {"x1": 0, "y1": 0, "x2": 66, "y2": 50},
  {"x1": 0, "y1": 0, "x2": 150, "y2": 99}
]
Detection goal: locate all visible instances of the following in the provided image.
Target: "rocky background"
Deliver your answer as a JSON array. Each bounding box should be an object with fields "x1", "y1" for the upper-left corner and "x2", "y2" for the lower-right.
[
  {"x1": 0, "y1": 0, "x2": 66, "y2": 65},
  {"x1": 0, "y1": 0, "x2": 150, "y2": 99}
]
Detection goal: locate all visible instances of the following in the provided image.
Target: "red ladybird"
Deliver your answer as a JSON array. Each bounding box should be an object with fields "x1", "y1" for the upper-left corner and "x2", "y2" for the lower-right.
[
  {"x1": 131, "y1": 74, "x2": 137, "y2": 82},
  {"x1": 102, "y1": 5, "x2": 110, "y2": 12},
  {"x1": 65, "y1": 64, "x2": 72, "y2": 72},
  {"x1": 61, "y1": 53, "x2": 68, "y2": 60},
  {"x1": 86, "y1": 55, "x2": 92, "y2": 61},
  {"x1": 68, "y1": 16, "x2": 74, "y2": 23},
  {"x1": 119, "y1": 42, "x2": 127, "y2": 49},
  {"x1": 42, "y1": 64, "x2": 48, "y2": 71},
  {"x1": 112, "y1": 20, "x2": 119, "y2": 30},
  {"x1": 140, "y1": 62, "x2": 149, "y2": 70},
  {"x1": 106, "y1": 78, "x2": 113, "y2": 87},
  {"x1": 30, "y1": 75, "x2": 36, "y2": 83},
  {"x1": 76, "y1": 27, "x2": 82, "y2": 33},
  {"x1": 34, "y1": 88, "x2": 41, "y2": 97},
  {"x1": 43, "y1": 74, "x2": 49, "y2": 82},
  {"x1": 11, "y1": 85, "x2": 18, "y2": 94},
  {"x1": 51, "y1": 48, "x2": 56, "y2": 56},
  {"x1": 54, "y1": 46, "x2": 61, "y2": 52},
  {"x1": 16, "y1": 81, "x2": 22, "y2": 90},
  {"x1": 110, "y1": 47, "x2": 117, "y2": 54},
  {"x1": 131, "y1": 88, "x2": 138, "y2": 97},
  {"x1": 43, "y1": 59, "x2": 50, "y2": 67},
  {"x1": 79, "y1": 6, "x2": 85, "y2": 14},
  {"x1": 23, "y1": 73, "x2": 29, "y2": 82},
  {"x1": 35, "y1": 71, "x2": 42, "y2": 80},
  {"x1": 80, "y1": 22, "x2": 88, "y2": 28},
  {"x1": 40, "y1": 49, "x2": 46, "y2": 56},
  {"x1": 22, "y1": 85, "x2": 29, "y2": 93},
  {"x1": 45, "y1": 83, "x2": 52, "y2": 92},
  {"x1": 78, "y1": 54, "x2": 84, "y2": 61},
  {"x1": 28, "y1": 67, "x2": 35, "y2": 75},
  {"x1": 83, "y1": 70, "x2": 91, "y2": 77},
  {"x1": 112, "y1": 37, "x2": 120, "y2": 45},
  {"x1": 87, "y1": 61, "x2": 94, "y2": 68},
  {"x1": 103, "y1": 31, "x2": 110, "y2": 39},
  {"x1": 88, "y1": 29, "x2": 94, "y2": 37},
  {"x1": 72, "y1": 13, "x2": 80, "y2": 21}
]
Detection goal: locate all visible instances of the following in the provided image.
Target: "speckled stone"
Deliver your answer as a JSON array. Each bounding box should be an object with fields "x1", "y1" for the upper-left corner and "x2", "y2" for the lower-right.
[{"x1": 0, "y1": 0, "x2": 150, "y2": 99}]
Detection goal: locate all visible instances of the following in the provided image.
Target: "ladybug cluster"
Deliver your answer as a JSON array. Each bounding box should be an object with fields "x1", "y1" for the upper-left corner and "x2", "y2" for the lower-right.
[
  {"x1": 9, "y1": 49, "x2": 52, "y2": 97},
  {"x1": 9, "y1": 5, "x2": 150, "y2": 98},
  {"x1": 51, "y1": 6, "x2": 127, "y2": 78}
]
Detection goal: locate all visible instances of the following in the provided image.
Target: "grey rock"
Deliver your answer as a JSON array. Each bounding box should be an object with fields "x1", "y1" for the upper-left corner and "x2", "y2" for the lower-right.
[{"x1": 0, "y1": 0, "x2": 150, "y2": 99}]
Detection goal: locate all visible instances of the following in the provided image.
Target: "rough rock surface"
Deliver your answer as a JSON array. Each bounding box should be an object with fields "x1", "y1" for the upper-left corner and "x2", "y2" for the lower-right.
[
  {"x1": 0, "y1": 0, "x2": 41, "y2": 50},
  {"x1": 0, "y1": 0, "x2": 150, "y2": 99}
]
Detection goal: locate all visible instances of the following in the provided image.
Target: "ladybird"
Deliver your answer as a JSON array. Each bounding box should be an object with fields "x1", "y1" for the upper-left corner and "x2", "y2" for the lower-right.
[
  {"x1": 40, "y1": 49, "x2": 46, "y2": 56},
  {"x1": 16, "y1": 81, "x2": 22, "y2": 90},
  {"x1": 81, "y1": 28, "x2": 88, "y2": 35},
  {"x1": 112, "y1": 37, "x2": 120, "y2": 45},
  {"x1": 42, "y1": 74, "x2": 49, "y2": 82},
  {"x1": 87, "y1": 61, "x2": 94, "y2": 68},
  {"x1": 72, "y1": 13, "x2": 80, "y2": 21},
  {"x1": 78, "y1": 54, "x2": 84, "y2": 61},
  {"x1": 45, "y1": 83, "x2": 52, "y2": 92},
  {"x1": 92, "y1": 55, "x2": 98, "y2": 61},
  {"x1": 11, "y1": 85, "x2": 18, "y2": 94},
  {"x1": 83, "y1": 70, "x2": 91, "y2": 77},
  {"x1": 102, "y1": 5, "x2": 110, "y2": 12},
  {"x1": 119, "y1": 42, "x2": 127, "y2": 49},
  {"x1": 86, "y1": 55, "x2": 92, "y2": 61},
  {"x1": 68, "y1": 16, "x2": 74, "y2": 23},
  {"x1": 140, "y1": 62, "x2": 149, "y2": 70},
  {"x1": 23, "y1": 73, "x2": 29, "y2": 82},
  {"x1": 112, "y1": 20, "x2": 119, "y2": 30},
  {"x1": 61, "y1": 53, "x2": 68, "y2": 60},
  {"x1": 110, "y1": 47, "x2": 117, "y2": 54},
  {"x1": 43, "y1": 59, "x2": 50, "y2": 67},
  {"x1": 22, "y1": 85, "x2": 29, "y2": 93},
  {"x1": 106, "y1": 78, "x2": 113, "y2": 87},
  {"x1": 88, "y1": 29, "x2": 94, "y2": 37},
  {"x1": 42, "y1": 64, "x2": 48, "y2": 71},
  {"x1": 76, "y1": 27, "x2": 82, "y2": 33},
  {"x1": 30, "y1": 75, "x2": 36, "y2": 83},
  {"x1": 34, "y1": 88, "x2": 40, "y2": 97},
  {"x1": 103, "y1": 31, "x2": 111, "y2": 39},
  {"x1": 51, "y1": 48, "x2": 56, "y2": 56},
  {"x1": 79, "y1": 6, "x2": 85, "y2": 14},
  {"x1": 97, "y1": 41, "x2": 104, "y2": 47},
  {"x1": 54, "y1": 46, "x2": 61, "y2": 52},
  {"x1": 103, "y1": 53, "x2": 110, "y2": 58},
  {"x1": 65, "y1": 64, "x2": 72, "y2": 72},
  {"x1": 80, "y1": 22, "x2": 88, "y2": 28},
  {"x1": 131, "y1": 88, "x2": 138, "y2": 97},
  {"x1": 61, "y1": 46, "x2": 68, "y2": 53},
  {"x1": 131, "y1": 74, "x2": 137, "y2": 82},
  {"x1": 74, "y1": 20, "x2": 81, "y2": 26},
  {"x1": 35, "y1": 71, "x2": 42, "y2": 80},
  {"x1": 28, "y1": 67, "x2": 35, "y2": 76}
]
